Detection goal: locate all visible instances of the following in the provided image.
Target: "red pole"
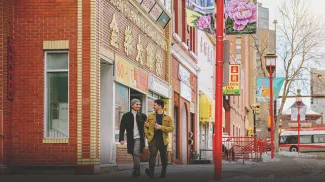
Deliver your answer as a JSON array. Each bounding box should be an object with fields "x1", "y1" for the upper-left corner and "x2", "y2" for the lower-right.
[
  {"x1": 214, "y1": 0, "x2": 224, "y2": 181},
  {"x1": 270, "y1": 66, "x2": 274, "y2": 159},
  {"x1": 298, "y1": 104, "x2": 300, "y2": 153}
]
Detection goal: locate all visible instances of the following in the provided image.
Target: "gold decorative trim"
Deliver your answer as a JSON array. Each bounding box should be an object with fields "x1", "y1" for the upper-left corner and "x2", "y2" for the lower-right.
[
  {"x1": 43, "y1": 138, "x2": 69, "y2": 144},
  {"x1": 89, "y1": 0, "x2": 99, "y2": 163},
  {"x1": 43, "y1": 40, "x2": 69, "y2": 50},
  {"x1": 97, "y1": 0, "x2": 101, "y2": 161},
  {"x1": 77, "y1": 0, "x2": 83, "y2": 164}
]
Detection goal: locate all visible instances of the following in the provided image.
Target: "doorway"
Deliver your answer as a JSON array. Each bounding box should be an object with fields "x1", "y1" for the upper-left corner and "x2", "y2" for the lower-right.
[
  {"x1": 181, "y1": 104, "x2": 188, "y2": 164},
  {"x1": 130, "y1": 89, "x2": 146, "y2": 113},
  {"x1": 100, "y1": 60, "x2": 115, "y2": 164}
]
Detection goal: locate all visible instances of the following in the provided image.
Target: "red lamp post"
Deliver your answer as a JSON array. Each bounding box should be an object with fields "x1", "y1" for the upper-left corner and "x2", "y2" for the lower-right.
[
  {"x1": 214, "y1": 0, "x2": 224, "y2": 181},
  {"x1": 296, "y1": 89, "x2": 302, "y2": 154},
  {"x1": 265, "y1": 53, "x2": 277, "y2": 159}
]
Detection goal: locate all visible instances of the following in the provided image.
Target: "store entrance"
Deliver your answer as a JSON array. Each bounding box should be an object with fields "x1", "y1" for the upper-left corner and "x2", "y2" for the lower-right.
[{"x1": 130, "y1": 89, "x2": 146, "y2": 113}]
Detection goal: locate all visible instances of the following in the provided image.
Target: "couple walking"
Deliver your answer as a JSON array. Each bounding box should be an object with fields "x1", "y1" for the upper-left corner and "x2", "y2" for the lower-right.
[{"x1": 119, "y1": 98, "x2": 174, "y2": 178}]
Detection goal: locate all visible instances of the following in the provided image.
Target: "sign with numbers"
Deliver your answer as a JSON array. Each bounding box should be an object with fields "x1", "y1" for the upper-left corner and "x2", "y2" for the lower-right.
[{"x1": 222, "y1": 64, "x2": 240, "y2": 95}]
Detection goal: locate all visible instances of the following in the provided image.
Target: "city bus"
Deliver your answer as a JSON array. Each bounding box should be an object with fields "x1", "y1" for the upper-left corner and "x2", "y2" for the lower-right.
[{"x1": 279, "y1": 128, "x2": 325, "y2": 152}]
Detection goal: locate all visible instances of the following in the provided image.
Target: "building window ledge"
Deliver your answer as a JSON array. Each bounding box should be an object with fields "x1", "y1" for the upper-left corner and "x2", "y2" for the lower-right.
[
  {"x1": 181, "y1": 42, "x2": 189, "y2": 50},
  {"x1": 43, "y1": 138, "x2": 69, "y2": 144},
  {"x1": 173, "y1": 33, "x2": 182, "y2": 43},
  {"x1": 190, "y1": 51, "x2": 198, "y2": 60}
]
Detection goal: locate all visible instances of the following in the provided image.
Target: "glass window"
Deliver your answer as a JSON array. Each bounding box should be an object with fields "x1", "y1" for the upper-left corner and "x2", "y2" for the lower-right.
[
  {"x1": 45, "y1": 52, "x2": 69, "y2": 138},
  {"x1": 115, "y1": 84, "x2": 129, "y2": 143},
  {"x1": 300, "y1": 135, "x2": 312, "y2": 144},
  {"x1": 280, "y1": 135, "x2": 298, "y2": 144},
  {"x1": 148, "y1": 97, "x2": 155, "y2": 114},
  {"x1": 313, "y1": 134, "x2": 325, "y2": 143}
]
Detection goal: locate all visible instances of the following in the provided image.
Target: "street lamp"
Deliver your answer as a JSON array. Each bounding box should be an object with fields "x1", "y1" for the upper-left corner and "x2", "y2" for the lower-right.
[
  {"x1": 296, "y1": 89, "x2": 302, "y2": 154},
  {"x1": 265, "y1": 53, "x2": 277, "y2": 159}
]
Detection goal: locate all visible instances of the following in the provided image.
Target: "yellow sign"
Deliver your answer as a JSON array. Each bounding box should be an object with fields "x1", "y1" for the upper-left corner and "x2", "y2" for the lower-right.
[
  {"x1": 115, "y1": 56, "x2": 148, "y2": 93},
  {"x1": 223, "y1": 64, "x2": 240, "y2": 95},
  {"x1": 199, "y1": 93, "x2": 213, "y2": 123}
]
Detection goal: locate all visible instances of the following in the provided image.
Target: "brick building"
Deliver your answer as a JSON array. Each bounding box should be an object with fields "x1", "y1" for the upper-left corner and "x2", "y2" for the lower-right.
[
  {"x1": 0, "y1": 0, "x2": 173, "y2": 174},
  {"x1": 171, "y1": 0, "x2": 199, "y2": 165}
]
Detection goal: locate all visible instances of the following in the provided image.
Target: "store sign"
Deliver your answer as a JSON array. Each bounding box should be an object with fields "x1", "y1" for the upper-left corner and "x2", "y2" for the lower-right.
[
  {"x1": 180, "y1": 82, "x2": 192, "y2": 102},
  {"x1": 148, "y1": 74, "x2": 170, "y2": 98},
  {"x1": 115, "y1": 56, "x2": 148, "y2": 93},
  {"x1": 222, "y1": 64, "x2": 240, "y2": 95},
  {"x1": 179, "y1": 64, "x2": 191, "y2": 86}
]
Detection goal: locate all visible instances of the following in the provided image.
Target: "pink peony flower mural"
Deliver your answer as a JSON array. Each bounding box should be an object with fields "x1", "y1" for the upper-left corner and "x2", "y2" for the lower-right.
[
  {"x1": 225, "y1": 0, "x2": 257, "y2": 32},
  {"x1": 198, "y1": 16, "x2": 212, "y2": 30}
]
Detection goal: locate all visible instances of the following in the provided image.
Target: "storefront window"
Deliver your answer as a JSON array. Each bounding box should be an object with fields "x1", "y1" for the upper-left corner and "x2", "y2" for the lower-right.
[
  {"x1": 148, "y1": 97, "x2": 155, "y2": 114},
  {"x1": 45, "y1": 52, "x2": 69, "y2": 138},
  {"x1": 115, "y1": 84, "x2": 129, "y2": 143}
]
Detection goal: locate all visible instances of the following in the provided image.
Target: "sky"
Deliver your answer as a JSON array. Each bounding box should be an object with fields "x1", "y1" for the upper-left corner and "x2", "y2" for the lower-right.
[{"x1": 258, "y1": 0, "x2": 325, "y2": 112}]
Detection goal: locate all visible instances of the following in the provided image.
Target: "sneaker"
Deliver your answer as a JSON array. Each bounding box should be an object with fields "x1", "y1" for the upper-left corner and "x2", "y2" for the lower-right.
[{"x1": 145, "y1": 168, "x2": 154, "y2": 178}]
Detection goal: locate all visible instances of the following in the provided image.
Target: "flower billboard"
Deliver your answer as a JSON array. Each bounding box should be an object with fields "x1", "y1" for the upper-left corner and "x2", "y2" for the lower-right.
[
  {"x1": 225, "y1": 0, "x2": 257, "y2": 35},
  {"x1": 186, "y1": 0, "x2": 216, "y2": 35}
]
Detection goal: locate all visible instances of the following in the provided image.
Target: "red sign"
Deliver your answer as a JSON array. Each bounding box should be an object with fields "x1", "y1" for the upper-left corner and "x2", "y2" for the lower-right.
[
  {"x1": 134, "y1": 67, "x2": 148, "y2": 93},
  {"x1": 230, "y1": 65, "x2": 239, "y2": 73},
  {"x1": 7, "y1": 38, "x2": 14, "y2": 100}
]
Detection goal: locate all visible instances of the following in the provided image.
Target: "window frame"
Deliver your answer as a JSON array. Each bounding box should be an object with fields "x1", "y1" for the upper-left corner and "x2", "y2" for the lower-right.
[{"x1": 44, "y1": 50, "x2": 69, "y2": 139}]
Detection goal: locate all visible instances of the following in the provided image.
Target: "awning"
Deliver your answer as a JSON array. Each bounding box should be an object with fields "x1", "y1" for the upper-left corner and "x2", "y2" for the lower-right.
[{"x1": 199, "y1": 93, "x2": 213, "y2": 123}]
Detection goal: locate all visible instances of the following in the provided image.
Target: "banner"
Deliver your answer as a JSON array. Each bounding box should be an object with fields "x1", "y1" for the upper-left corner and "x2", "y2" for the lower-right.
[
  {"x1": 256, "y1": 77, "x2": 285, "y2": 102},
  {"x1": 225, "y1": 0, "x2": 257, "y2": 35},
  {"x1": 186, "y1": 0, "x2": 216, "y2": 35},
  {"x1": 223, "y1": 64, "x2": 240, "y2": 95}
]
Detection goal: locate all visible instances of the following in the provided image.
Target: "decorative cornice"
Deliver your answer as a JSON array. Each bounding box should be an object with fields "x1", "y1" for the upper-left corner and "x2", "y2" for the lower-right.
[
  {"x1": 190, "y1": 51, "x2": 198, "y2": 61},
  {"x1": 171, "y1": 44, "x2": 200, "y2": 75},
  {"x1": 173, "y1": 33, "x2": 182, "y2": 43}
]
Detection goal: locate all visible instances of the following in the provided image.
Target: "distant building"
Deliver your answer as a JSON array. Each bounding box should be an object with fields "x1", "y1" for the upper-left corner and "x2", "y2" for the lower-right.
[{"x1": 310, "y1": 68, "x2": 325, "y2": 124}]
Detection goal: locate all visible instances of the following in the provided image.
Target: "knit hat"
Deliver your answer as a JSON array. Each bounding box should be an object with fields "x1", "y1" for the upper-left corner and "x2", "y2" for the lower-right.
[{"x1": 131, "y1": 98, "x2": 140, "y2": 107}]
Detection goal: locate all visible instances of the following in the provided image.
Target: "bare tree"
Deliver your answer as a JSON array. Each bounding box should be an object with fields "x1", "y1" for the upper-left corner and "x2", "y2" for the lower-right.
[{"x1": 274, "y1": 0, "x2": 325, "y2": 150}]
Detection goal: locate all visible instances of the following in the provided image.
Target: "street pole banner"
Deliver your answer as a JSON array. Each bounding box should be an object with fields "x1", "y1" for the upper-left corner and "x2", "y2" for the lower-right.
[
  {"x1": 256, "y1": 77, "x2": 285, "y2": 102},
  {"x1": 224, "y1": 0, "x2": 257, "y2": 35},
  {"x1": 186, "y1": 0, "x2": 216, "y2": 35},
  {"x1": 223, "y1": 64, "x2": 240, "y2": 95}
]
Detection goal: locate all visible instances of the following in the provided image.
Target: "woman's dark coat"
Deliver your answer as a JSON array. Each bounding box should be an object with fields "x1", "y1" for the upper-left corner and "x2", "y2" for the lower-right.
[{"x1": 119, "y1": 112, "x2": 147, "y2": 154}]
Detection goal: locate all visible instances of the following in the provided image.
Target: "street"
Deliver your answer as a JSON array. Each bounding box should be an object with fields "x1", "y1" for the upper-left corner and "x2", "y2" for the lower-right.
[{"x1": 1, "y1": 153, "x2": 325, "y2": 182}]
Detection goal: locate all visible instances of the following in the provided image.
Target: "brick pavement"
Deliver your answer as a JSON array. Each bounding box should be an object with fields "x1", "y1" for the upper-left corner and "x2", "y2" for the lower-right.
[{"x1": 1, "y1": 154, "x2": 325, "y2": 182}]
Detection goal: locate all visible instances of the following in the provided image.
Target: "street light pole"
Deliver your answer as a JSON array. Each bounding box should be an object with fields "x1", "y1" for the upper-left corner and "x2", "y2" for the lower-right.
[
  {"x1": 214, "y1": 0, "x2": 224, "y2": 181},
  {"x1": 265, "y1": 53, "x2": 277, "y2": 159},
  {"x1": 269, "y1": 66, "x2": 274, "y2": 159},
  {"x1": 296, "y1": 89, "x2": 302, "y2": 154}
]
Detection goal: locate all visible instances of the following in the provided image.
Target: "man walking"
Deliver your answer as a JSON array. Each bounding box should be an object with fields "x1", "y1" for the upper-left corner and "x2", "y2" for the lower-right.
[
  {"x1": 119, "y1": 98, "x2": 147, "y2": 177},
  {"x1": 144, "y1": 99, "x2": 174, "y2": 178}
]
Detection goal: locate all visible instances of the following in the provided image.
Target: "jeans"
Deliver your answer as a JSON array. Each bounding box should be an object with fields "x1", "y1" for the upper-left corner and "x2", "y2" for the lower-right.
[
  {"x1": 133, "y1": 138, "x2": 141, "y2": 173},
  {"x1": 148, "y1": 139, "x2": 167, "y2": 175}
]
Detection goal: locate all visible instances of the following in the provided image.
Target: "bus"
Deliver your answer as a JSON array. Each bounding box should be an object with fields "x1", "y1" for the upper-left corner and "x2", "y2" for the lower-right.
[{"x1": 279, "y1": 128, "x2": 325, "y2": 152}]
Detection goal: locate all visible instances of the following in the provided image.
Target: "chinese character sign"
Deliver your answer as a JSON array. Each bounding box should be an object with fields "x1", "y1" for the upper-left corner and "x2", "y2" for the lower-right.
[
  {"x1": 256, "y1": 77, "x2": 285, "y2": 102},
  {"x1": 223, "y1": 64, "x2": 240, "y2": 95},
  {"x1": 224, "y1": 0, "x2": 257, "y2": 35}
]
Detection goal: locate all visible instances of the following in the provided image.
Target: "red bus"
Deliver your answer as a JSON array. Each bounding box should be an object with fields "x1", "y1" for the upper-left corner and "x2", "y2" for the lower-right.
[{"x1": 279, "y1": 127, "x2": 325, "y2": 152}]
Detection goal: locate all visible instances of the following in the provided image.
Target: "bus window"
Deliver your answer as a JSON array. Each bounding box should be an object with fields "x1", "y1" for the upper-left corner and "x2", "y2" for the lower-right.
[
  {"x1": 300, "y1": 135, "x2": 312, "y2": 144},
  {"x1": 313, "y1": 134, "x2": 325, "y2": 143},
  {"x1": 280, "y1": 135, "x2": 298, "y2": 144}
]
